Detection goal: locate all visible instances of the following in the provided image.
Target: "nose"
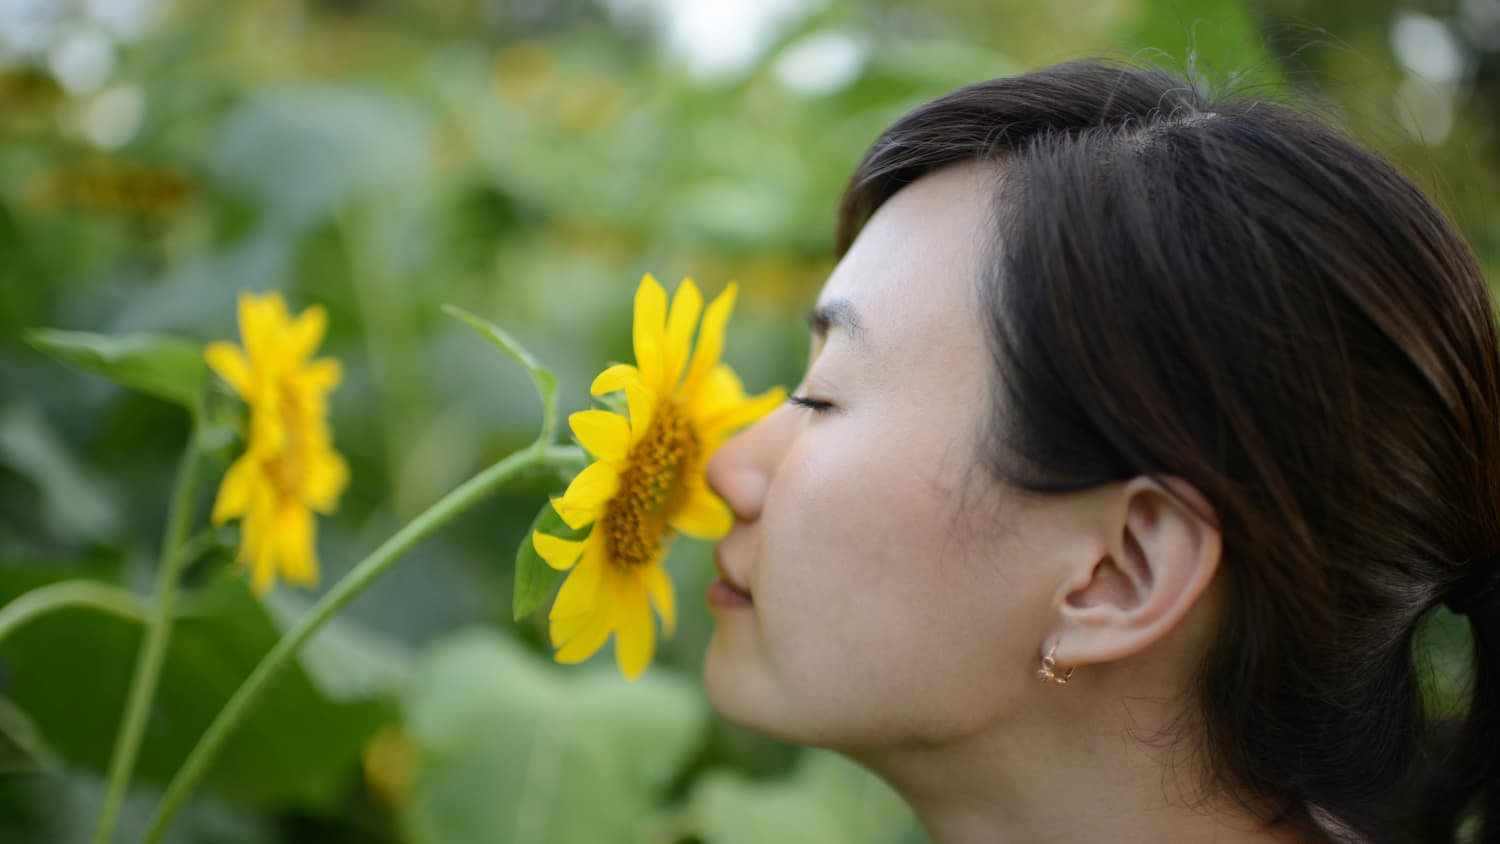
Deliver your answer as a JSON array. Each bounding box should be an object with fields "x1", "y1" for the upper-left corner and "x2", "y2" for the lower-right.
[{"x1": 706, "y1": 403, "x2": 795, "y2": 524}]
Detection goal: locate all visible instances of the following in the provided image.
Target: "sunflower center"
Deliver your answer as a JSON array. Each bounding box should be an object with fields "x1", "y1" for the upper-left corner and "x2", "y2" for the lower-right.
[
  {"x1": 603, "y1": 401, "x2": 698, "y2": 569},
  {"x1": 263, "y1": 382, "x2": 306, "y2": 500}
]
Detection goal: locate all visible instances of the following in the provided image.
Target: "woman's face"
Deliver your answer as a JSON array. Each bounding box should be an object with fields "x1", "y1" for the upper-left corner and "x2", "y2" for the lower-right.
[{"x1": 703, "y1": 162, "x2": 1098, "y2": 751}]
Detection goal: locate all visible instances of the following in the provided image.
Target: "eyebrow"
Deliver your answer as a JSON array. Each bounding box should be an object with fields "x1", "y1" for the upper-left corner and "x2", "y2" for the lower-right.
[{"x1": 806, "y1": 299, "x2": 864, "y2": 346}]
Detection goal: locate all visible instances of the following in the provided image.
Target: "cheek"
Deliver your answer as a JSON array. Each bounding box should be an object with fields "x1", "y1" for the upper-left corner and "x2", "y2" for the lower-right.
[
  {"x1": 760, "y1": 423, "x2": 931, "y2": 616},
  {"x1": 761, "y1": 403, "x2": 974, "y2": 608},
  {"x1": 747, "y1": 420, "x2": 1028, "y2": 739}
]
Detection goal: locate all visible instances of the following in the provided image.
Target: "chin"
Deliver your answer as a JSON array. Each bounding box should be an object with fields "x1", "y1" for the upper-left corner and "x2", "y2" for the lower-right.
[
  {"x1": 702, "y1": 635, "x2": 834, "y2": 747},
  {"x1": 703, "y1": 641, "x2": 953, "y2": 754},
  {"x1": 703, "y1": 632, "x2": 783, "y2": 735},
  {"x1": 702, "y1": 633, "x2": 748, "y2": 716}
]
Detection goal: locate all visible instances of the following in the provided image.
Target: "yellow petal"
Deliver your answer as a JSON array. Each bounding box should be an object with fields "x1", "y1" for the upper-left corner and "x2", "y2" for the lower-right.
[
  {"x1": 668, "y1": 484, "x2": 732, "y2": 540},
  {"x1": 204, "y1": 342, "x2": 253, "y2": 398},
  {"x1": 633, "y1": 273, "x2": 667, "y2": 393},
  {"x1": 246, "y1": 397, "x2": 287, "y2": 455},
  {"x1": 614, "y1": 582, "x2": 656, "y2": 680},
  {"x1": 552, "y1": 499, "x2": 597, "y2": 532},
  {"x1": 550, "y1": 548, "x2": 606, "y2": 622},
  {"x1": 297, "y1": 527, "x2": 323, "y2": 588},
  {"x1": 625, "y1": 381, "x2": 656, "y2": 448},
  {"x1": 533, "y1": 531, "x2": 587, "y2": 571},
  {"x1": 287, "y1": 304, "x2": 328, "y2": 360},
  {"x1": 550, "y1": 553, "x2": 615, "y2": 652},
  {"x1": 682, "y1": 282, "x2": 736, "y2": 396},
  {"x1": 687, "y1": 363, "x2": 746, "y2": 422},
  {"x1": 552, "y1": 461, "x2": 619, "y2": 529},
  {"x1": 235, "y1": 291, "x2": 266, "y2": 355},
  {"x1": 300, "y1": 358, "x2": 343, "y2": 394},
  {"x1": 662, "y1": 278, "x2": 702, "y2": 392},
  {"x1": 211, "y1": 455, "x2": 259, "y2": 525},
  {"x1": 569, "y1": 410, "x2": 630, "y2": 464},
  {"x1": 712, "y1": 385, "x2": 787, "y2": 437},
  {"x1": 554, "y1": 610, "x2": 614, "y2": 664},
  {"x1": 692, "y1": 365, "x2": 786, "y2": 443},
  {"x1": 277, "y1": 506, "x2": 319, "y2": 588},
  {"x1": 590, "y1": 363, "x2": 642, "y2": 396},
  {"x1": 240, "y1": 291, "x2": 288, "y2": 365},
  {"x1": 303, "y1": 449, "x2": 348, "y2": 514},
  {"x1": 247, "y1": 526, "x2": 277, "y2": 596},
  {"x1": 643, "y1": 562, "x2": 676, "y2": 638},
  {"x1": 550, "y1": 599, "x2": 596, "y2": 647}
]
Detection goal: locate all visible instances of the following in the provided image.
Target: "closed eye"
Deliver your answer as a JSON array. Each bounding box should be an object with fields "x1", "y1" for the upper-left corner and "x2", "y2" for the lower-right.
[{"x1": 788, "y1": 394, "x2": 835, "y2": 413}]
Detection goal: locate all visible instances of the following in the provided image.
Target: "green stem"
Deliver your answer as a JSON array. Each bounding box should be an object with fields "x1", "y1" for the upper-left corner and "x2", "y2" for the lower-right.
[
  {"x1": 91, "y1": 431, "x2": 202, "y2": 844},
  {"x1": 532, "y1": 391, "x2": 557, "y2": 463},
  {"x1": 0, "y1": 580, "x2": 145, "y2": 644},
  {"x1": 142, "y1": 443, "x2": 586, "y2": 843}
]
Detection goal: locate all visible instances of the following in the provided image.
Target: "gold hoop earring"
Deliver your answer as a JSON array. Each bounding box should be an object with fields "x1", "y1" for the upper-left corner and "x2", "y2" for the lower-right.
[{"x1": 1036, "y1": 643, "x2": 1074, "y2": 685}]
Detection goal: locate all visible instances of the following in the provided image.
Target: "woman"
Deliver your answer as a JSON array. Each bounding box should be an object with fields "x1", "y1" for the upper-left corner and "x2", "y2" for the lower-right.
[{"x1": 702, "y1": 60, "x2": 1500, "y2": 844}]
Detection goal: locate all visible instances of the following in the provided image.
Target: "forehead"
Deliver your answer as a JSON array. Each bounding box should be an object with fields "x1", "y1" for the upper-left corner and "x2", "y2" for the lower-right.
[{"x1": 818, "y1": 161, "x2": 995, "y2": 357}]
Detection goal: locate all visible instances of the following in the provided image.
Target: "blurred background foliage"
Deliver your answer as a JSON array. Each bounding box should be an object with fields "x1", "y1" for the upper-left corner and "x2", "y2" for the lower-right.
[{"x1": 0, "y1": 0, "x2": 1490, "y2": 841}]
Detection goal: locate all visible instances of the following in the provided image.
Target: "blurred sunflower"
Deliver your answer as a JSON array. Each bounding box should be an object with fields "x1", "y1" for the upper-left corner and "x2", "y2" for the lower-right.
[
  {"x1": 532, "y1": 274, "x2": 784, "y2": 679},
  {"x1": 205, "y1": 291, "x2": 348, "y2": 595}
]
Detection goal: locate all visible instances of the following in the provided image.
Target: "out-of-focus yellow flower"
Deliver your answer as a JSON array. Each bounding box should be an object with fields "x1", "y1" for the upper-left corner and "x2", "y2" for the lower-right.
[
  {"x1": 533, "y1": 274, "x2": 784, "y2": 679},
  {"x1": 205, "y1": 291, "x2": 348, "y2": 595},
  {"x1": 362, "y1": 723, "x2": 415, "y2": 810}
]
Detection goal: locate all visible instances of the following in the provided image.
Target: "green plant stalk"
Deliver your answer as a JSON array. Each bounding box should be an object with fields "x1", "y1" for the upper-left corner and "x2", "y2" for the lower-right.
[
  {"x1": 91, "y1": 429, "x2": 202, "y2": 844},
  {"x1": 142, "y1": 443, "x2": 587, "y2": 843},
  {"x1": 0, "y1": 580, "x2": 145, "y2": 644}
]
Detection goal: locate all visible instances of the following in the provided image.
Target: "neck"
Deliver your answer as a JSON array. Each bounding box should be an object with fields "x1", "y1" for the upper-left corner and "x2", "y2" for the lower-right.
[{"x1": 846, "y1": 677, "x2": 1329, "y2": 844}]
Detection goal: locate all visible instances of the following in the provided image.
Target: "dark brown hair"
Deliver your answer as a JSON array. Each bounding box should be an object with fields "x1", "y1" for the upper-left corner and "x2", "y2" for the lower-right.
[{"x1": 837, "y1": 59, "x2": 1500, "y2": 843}]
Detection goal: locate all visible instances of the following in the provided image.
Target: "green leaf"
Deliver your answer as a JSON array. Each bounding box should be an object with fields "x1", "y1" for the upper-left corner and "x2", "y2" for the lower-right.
[
  {"x1": 24, "y1": 328, "x2": 207, "y2": 411},
  {"x1": 402, "y1": 630, "x2": 707, "y2": 844},
  {"x1": 441, "y1": 304, "x2": 558, "y2": 445},
  {"x1": 513, "y1": 500, "x2": 590, "y2": 622},
  {"x1": 0, "y1": 568, "x2": 388, "y2": 808},
  {"x1": 689, "y1": 751, "x2": 922, "y2": 844}
]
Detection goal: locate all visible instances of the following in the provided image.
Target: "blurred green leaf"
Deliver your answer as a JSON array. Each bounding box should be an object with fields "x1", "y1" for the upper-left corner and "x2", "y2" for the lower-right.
[
  {"x1": 688, "y1": 751, "x2": 922, "y2": 844},
  {"x1": 1119, "y1": 0, "x2": 1281, "y2": 89},
  {"x1": 0, "y1": 569, "x2": 387, "y2": 808},
  {"x1": 0, "y1": 695, "x2": 47, "y2": 776},
  {"x1": 24, "y1": 329, "x2": 206, "y2": 411},
  {"x1": 513, "y1": 500, "x2": 590, "y2": 622},
  {"x1": 263, "y1": 590, "x2": 416, "y2": 702},
  {"x1": 402, "y1": 629, "x2": 707, "y2": 844},
  {"x1": 0, "y1": 403, "x2": 120, "y2": 544},
  {"x1": 211, "y1": 87, "x2": 431, "y2": 231},
  {"x1": 0, "y1": 766, "x2": 274, "y2": 844}
]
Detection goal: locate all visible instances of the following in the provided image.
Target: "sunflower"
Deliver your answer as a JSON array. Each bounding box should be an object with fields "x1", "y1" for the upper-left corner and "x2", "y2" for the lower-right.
[
  {"x1": 205, "y1": 291, "x2": 349, "y2": 595},
  {"x1": 532, "y1": 274, "x2": 784, "y2": 679}
]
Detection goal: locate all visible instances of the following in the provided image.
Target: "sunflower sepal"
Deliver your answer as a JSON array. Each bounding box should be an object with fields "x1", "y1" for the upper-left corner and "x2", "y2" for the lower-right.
[
  {"x1": 194, "y1": 375, "x2": 248, "y2": 460},
  {"x1": 514, "y1": 499, "x2": 591, "y2": 621},
  {"x1": 591, "y1": 386, "x2": 630, "y2": 418},
  {"x1": 25, "y1": 328, "x2": 209, "y2": 412}
]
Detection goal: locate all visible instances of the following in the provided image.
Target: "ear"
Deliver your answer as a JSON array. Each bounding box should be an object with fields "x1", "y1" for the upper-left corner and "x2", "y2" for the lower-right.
[{"x1": 1049, "y1": 476, "x2": 1221, "y2": 667}]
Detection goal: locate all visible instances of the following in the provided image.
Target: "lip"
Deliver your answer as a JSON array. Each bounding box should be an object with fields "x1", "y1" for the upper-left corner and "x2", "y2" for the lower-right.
[{"x1": 713, "y1": 546, "x2": 753, "y2": 598}]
